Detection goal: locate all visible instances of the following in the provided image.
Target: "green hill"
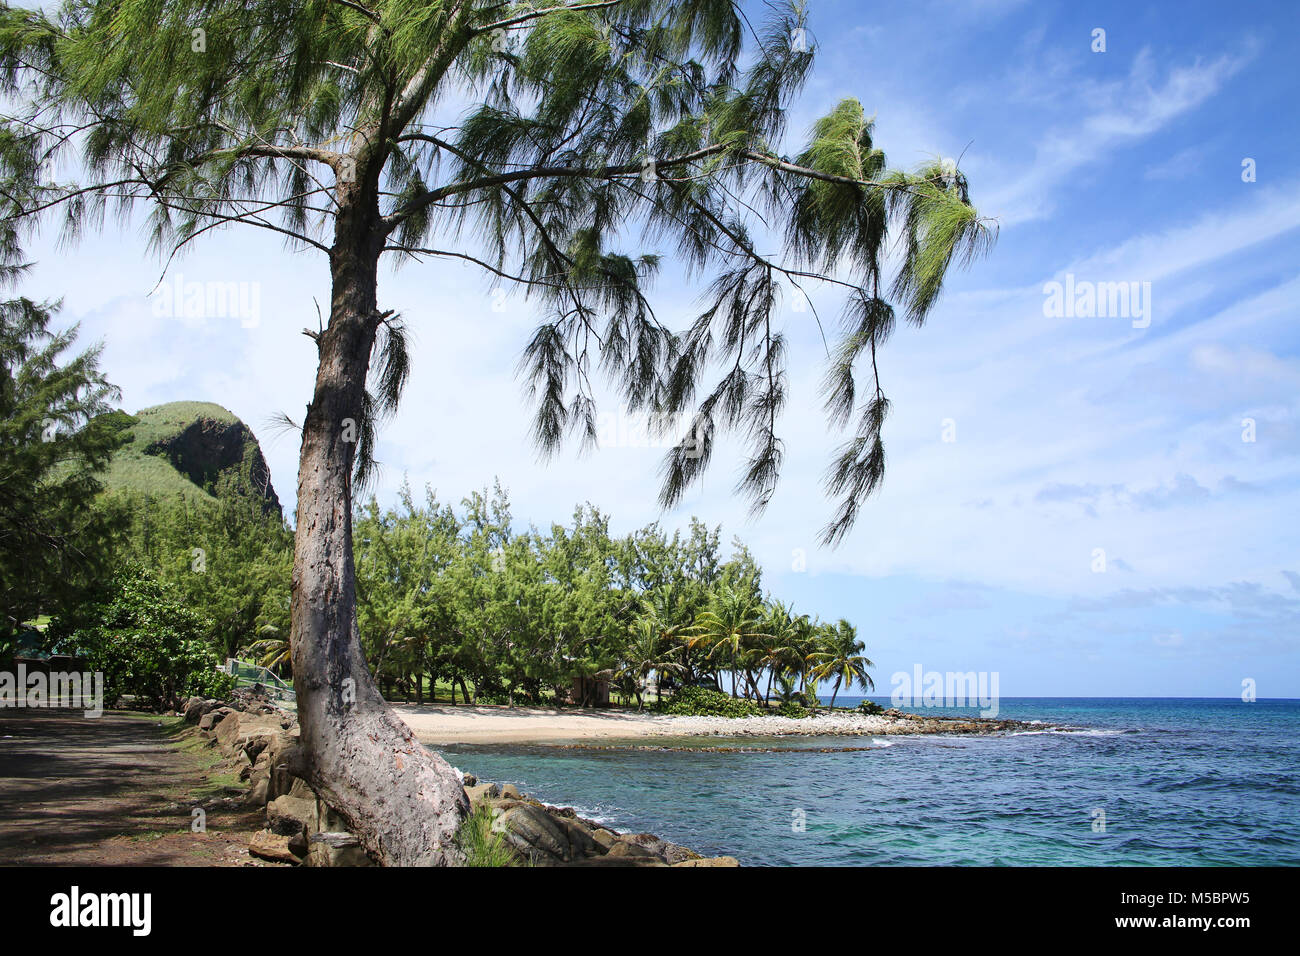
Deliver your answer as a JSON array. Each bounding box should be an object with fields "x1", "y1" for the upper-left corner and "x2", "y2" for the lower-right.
[{"x1": 99, "y1": 401, "x2": 282, "y2": 516}]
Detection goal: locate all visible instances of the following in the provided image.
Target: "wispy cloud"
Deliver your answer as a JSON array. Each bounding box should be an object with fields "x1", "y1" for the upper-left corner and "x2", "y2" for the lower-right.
[{"x1": 984, "y1": 47, "x2": 1255, "y2": 224}]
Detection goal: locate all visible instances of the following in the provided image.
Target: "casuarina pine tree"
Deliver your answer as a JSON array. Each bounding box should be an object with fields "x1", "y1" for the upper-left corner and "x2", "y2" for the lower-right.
[{"x1": 0, "y1": 0, "x2": 994, "y2": 863}]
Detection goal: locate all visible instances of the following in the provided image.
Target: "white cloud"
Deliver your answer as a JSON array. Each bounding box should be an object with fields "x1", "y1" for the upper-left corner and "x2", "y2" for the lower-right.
[{"x1": 982, "y1": 48, "x2": 1254, "y2": 224}]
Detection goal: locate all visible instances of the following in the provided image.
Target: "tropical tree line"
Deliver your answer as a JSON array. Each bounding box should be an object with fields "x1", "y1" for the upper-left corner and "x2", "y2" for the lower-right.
[
  {"x1": 91, "y1": 474, "x2": 876, "y2": 712},
  {"x1": 344, "y1": 479, "x2": 874, "y2": 710}
]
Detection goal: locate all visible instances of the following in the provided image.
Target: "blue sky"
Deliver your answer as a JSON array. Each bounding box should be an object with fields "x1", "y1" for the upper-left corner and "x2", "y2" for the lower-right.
[{"x1": 20, "y1": 0, "x2": 1300, "y2": 697}]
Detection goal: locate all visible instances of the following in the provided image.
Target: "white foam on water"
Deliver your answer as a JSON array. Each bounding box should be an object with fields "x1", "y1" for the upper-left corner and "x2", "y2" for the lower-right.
[{"x1": 565, "y1": 804, "x2": 625, "y2": 827}]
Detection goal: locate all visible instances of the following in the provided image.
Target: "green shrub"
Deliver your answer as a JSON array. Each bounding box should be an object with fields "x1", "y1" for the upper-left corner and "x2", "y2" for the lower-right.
[
  {"x1": 662, "y1": 686, "x2": 762, "y2": 718},
  {"x1": 775, "y1": 699, "x2": 810, "y2": 718},
  {"x1": 48, "y1": 567, "x2": 232, "y2": 711},
  {"x1": 857, "y1": 699, "x2": 885, "y2": 716}
]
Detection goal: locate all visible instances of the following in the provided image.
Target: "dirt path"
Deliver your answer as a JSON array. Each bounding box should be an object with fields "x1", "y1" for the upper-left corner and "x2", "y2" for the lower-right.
[{"x1": 0, "y1": 708, "x2": 267, "y2": 865}]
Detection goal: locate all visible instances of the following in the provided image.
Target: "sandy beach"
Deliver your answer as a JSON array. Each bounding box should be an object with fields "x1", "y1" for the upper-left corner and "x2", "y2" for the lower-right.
[{"x1": 393, "y1": 703, "x2": 1029, "y2": 745}]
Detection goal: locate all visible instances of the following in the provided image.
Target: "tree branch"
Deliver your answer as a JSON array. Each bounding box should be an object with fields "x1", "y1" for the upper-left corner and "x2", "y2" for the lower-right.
[{"x1": 472, "y1": 1, "x2": 624, "y2": 36}]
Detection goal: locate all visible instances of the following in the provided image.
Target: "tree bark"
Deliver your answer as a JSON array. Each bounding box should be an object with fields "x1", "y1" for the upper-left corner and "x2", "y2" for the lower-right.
[{"x1": 289, "y1": 182, "x2": 467, "y2": 865}]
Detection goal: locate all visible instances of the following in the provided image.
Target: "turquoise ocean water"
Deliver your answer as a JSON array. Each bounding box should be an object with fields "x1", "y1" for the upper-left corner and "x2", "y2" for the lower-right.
[{"x1": 435, "y1": 698, "x2": 1300, "y2": 865}]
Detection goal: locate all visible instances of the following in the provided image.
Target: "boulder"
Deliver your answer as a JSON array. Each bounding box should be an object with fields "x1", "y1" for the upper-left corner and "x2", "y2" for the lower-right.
[
  {"x1": 612, "y1": 831, "x2": 697, "y2": 863},
  {"x1": 261, "y1": 736, "x2": 304, "y2": 802},
  {"x1": 248, "y1": 830, "x2": 299, "y2": 865},
  {"x1": 496, "y1": 804, "x2": 572, "y2": 863},
  {"x1": 606, "y1": 839, "x2": 660, "y2": 860},
  {"x1": 465, "y1": 782, "x2": 500, "y2": 806},
  {"x1": 267, "y1": 795, "x2": 315, "y2": 838},
  {"x1": 307, "y1": 832, "x2": 372, "y2": 867},
  {"x1": 552, "y1": 815, "x2": 600, "y2": 858},
  {"x1": 197, "y1": 709, "x2": 229, "y2": 733},
  {"x1": 214, "y1": 711, "x2": 286, "y2": 760},
  {"x1": 661, "y1": 843, "x2": 702, "y2": 865},
  {"x1": 616, "y1": 832, "x2": 692, "y2": 862},
  {"x1": 182, "y1": 697, "x2": 219, "y2": 723},
  {"x1": 499, "y1": 783, "x2": 522, "y2": 800},
  {"x1": 244, "y1": 750, "x2": 272, "y2": 807}
]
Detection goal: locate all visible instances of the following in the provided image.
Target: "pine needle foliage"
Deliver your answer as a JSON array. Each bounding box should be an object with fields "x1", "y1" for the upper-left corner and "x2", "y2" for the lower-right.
[{"x1": 0, "y1": 0, "x2": 995, "y2": 545}]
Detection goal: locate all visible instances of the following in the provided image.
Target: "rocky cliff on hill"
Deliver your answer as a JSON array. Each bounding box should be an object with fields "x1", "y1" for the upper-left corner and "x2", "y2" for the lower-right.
[{"x1": 99, "y1": 401, "x2": 281, "y2": 516}]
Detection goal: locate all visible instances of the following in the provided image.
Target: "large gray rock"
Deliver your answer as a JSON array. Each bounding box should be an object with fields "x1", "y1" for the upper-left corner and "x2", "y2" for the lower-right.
[
  {"x1": 465, "y1": 782, "x2": 501, "y2": 806},
  {"x1": 197, "y1": 708, "x2": 232, "y2": 733},
  {"x1": 497, "y1": 804, "x2": 572, "y2": 863},
  {"x1": 244, "y1": 750, "x2": 272, "y2": 807},
  {"x1": 262, "y1": 736, "x2": 304, "y2": 802},
  {"x1": 552, "y1": 815, "x2": 599, "y2": 858},
  {"x1": 606, "y1": 839, "x2": 660, "y2": 860},
  {"x1": 183, "y1": 697, "x2": 220, "y2": 723},
  {"x1": 240, "y1": 727, "x2": 302, "y2": 808},
  {"x1": 618, "y1": 832, "x2": 700, "y2": 864},
  {"x1": 215, "y1": 711, "x2": 286, "y2": 761},
  {"x1": 267, "y1": 795, "x2": 315, "y2": 838}
]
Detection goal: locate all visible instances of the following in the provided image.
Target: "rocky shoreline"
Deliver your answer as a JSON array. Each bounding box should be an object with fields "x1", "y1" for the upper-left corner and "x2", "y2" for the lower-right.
[
  {"x1": 186, "y1": 690, "x2": 737, "y2": 867},
  {"x1": 645, "y1": 708, "x2": 1046, "y2": 738}
]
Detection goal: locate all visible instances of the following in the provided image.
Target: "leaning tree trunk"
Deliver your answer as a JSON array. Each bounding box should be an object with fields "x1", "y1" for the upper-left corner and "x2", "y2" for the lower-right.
[{"x1": 288, "y1": 188, "x2": 467, "y2": 865}]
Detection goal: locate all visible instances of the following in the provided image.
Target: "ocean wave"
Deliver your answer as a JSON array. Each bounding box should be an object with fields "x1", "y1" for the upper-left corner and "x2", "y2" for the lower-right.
[
  {"x1": 561, "y1": 803, "x2": 626, "y2": 827},
  {"x1": 1008, "y1": 727, "x2": 1130, "y2": 737}
]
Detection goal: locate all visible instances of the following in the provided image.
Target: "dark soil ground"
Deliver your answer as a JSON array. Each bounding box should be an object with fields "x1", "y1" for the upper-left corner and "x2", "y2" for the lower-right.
[{"x1": 0, "y1": 708, "x2": 267, "y2": 865}]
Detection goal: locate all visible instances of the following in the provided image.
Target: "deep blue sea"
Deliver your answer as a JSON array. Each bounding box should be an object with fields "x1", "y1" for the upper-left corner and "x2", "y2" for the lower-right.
[{"x1": 436, "y1": 698, "x2": 1300, "y2": 865}]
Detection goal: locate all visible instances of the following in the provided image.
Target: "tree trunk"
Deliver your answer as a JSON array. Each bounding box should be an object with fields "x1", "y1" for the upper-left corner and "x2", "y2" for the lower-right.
[{"x1": 289, "y1": 193, "x2": 467, "y2": 865}]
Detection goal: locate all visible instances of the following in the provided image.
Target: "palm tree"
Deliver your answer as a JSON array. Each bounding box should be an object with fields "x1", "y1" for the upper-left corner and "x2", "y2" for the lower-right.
[
  {"x1": 771, "y1": 671, "x2": 803, "y2": 704},
  {"x1": 807, "y1": 619, "x2": 874, "y2": 709},
  {"x1": 687, "y1": 585, "x2": 768, "y2": 699},
  {"x1": 618, "y1": 611, "x2": 685, "y2": 711},
  {"x1": 245, "y1": 625, "x2": 291, "y2": 677},
  {"x1": 791, "y1": 614, "x2": 822, "y2": 698},
  {"x1": 758, "y1": 599, "x2": 804, "y2": 705}
]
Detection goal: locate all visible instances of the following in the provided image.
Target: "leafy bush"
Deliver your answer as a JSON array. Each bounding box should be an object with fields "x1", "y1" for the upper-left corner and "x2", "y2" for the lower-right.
[
  {"x1": 775, "y1": 700, "x2": 811, "y2": 718},
  {"x1": 48, "y1": 567, "x2": 233, "y2": 711},
  {"x1": 857, "y1": 699, "x2": 885, "y2": 716},
  {"x1": 662, "y1": 686, "x2": 762, "y2": 718}
]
